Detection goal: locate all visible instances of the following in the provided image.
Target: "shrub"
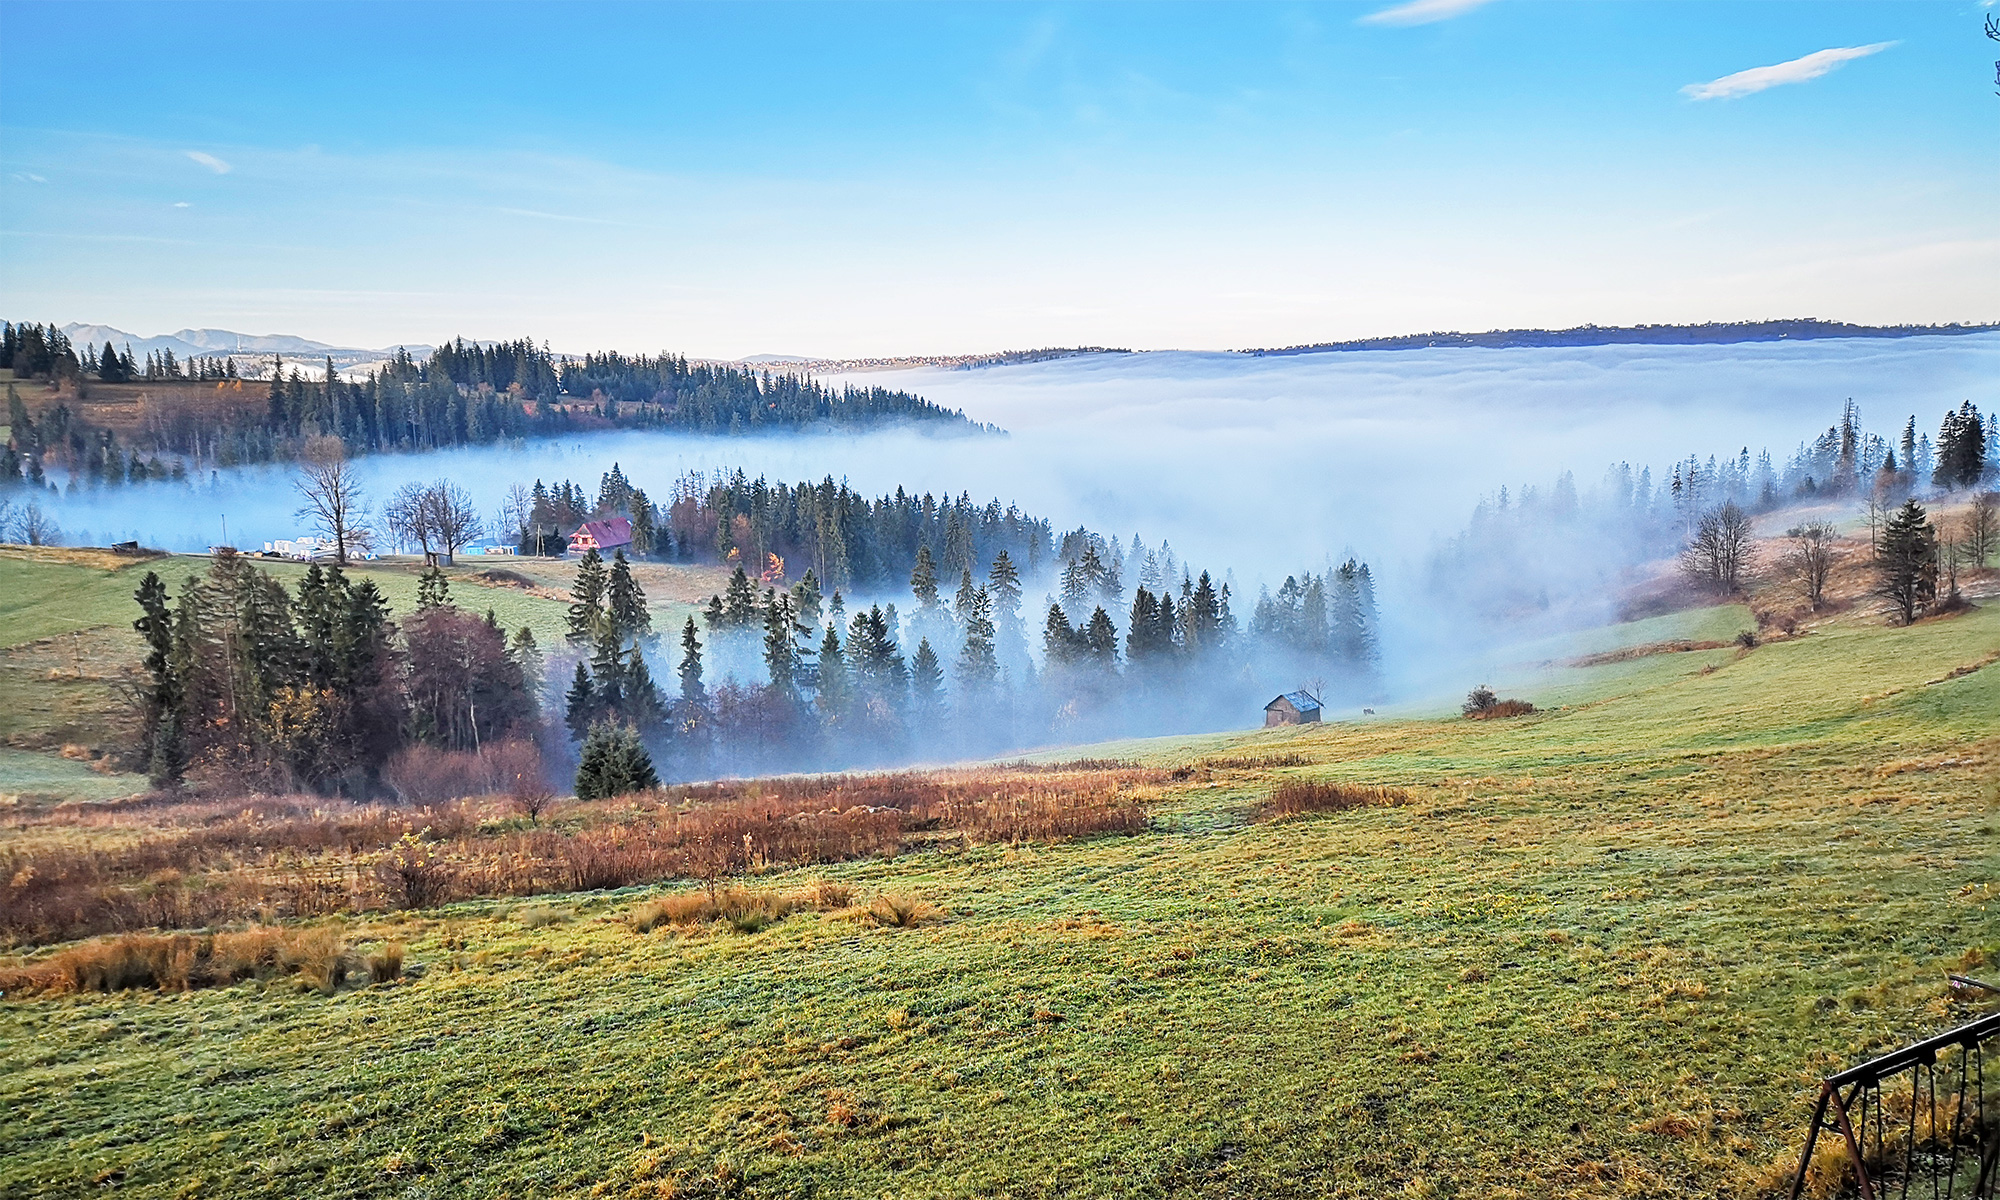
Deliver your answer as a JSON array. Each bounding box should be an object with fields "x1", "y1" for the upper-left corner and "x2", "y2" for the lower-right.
[
  {"x1": 374, "y1": 833, "x2": 457, "y2": 910},
  {"x1": 1463, "y1": 689, "x2": 1535, "y2": 720},
  {"x1": 1735, "y1": 630, "x2": 1758, "y2": 649},
  {"x1": 1260, "y1": 781, "x2": 1411, "y2": 820}
]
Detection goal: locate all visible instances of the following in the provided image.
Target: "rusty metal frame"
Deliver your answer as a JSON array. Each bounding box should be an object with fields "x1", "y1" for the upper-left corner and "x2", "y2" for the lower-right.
[{"x1": 1791, "y1": 1009, "x2": 2000, "y2": 1200}]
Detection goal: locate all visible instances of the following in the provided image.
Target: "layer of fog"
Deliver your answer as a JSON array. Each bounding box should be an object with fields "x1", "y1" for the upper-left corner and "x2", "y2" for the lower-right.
[{"x1": 38, "y1": 332, "x2": 1999, "y2": 713}]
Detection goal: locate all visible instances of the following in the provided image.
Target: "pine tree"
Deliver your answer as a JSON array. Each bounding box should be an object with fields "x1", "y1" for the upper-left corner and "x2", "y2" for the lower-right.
[
  {"x1": 566, "y1": 548, "x2": 607, "y2": 643},
  {"x1": 564, "y1": 662, "x2": 596, "y2": 742},
  {"x1": 910, "y1": 545, "x2": 940, "y2": 609},
  {"x1": 133, "y1": 571, "x2": 183, "y2": 783},
  {"x1": 987, "y1": 550, "x2": 1021, "y2": 620},
  {"x1": 723, "y1": 565, "x2": 759, "y2": 628},
  {"x1": 952, "y1": 568, "x2": 978, "y2": 627},
  {"x1": 1083, "y1": 606, "x2": 1118, "y2": 667},
  {"x1": 678, "y1": 617, "x2": 706, "y2": 706},
  {"x1": 605, "y1": 550, "x2": 651, "y2": 644},
  {"x1": 1126, "y1": 588, "x2": 1161, "y2": 662},
  {"x1": 510, "y1": 627, "x2": 544, "y2": 698},
  {"x1": 416, "y1": 566, "x2": 451, "y2": 610},
  {"x1": 1876, "y1": 499, "x2": 1937, "y2": 625},
  {"x1": 956, "y1": 586, "x2": 998, "y2": 689},
  {"x1": 909, "y1": 637, "x2": 944, "y2": 726},
  {"x1": 575, "y1": 723, "x2": 659, "y2": 800},
  {"x1": 1043, "y1": 604, "x2": 1078, "y2": 665}
]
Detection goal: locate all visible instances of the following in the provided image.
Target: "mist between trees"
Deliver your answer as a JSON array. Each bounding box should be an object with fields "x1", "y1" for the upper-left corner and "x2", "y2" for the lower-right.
[
  {"x1": 535, "y1": 462, "x2": 1386, "y2": 780},
  {"x1": 1425, "y1": 398, "x2": 1997, "y2": 629}
]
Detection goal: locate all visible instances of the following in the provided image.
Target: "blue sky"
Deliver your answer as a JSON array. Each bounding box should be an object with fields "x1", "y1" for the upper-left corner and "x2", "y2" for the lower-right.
[{"x1": 1, "y1": 1, "x2": 1994, "y2": 357}]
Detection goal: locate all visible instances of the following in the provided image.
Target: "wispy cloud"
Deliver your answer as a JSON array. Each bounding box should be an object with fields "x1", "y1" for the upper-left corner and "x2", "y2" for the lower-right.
[
  {"x1": 10, "y1": 172, "x2": 48, "y2": 184},
  {"x1": 1681, "y1": 42, "x2": 1896, "y2": 101},
  {"x1": 173, "y1": 201, "x2": 191, "y2": 208},
  {"x1": 184, "y1": 149, "x2": 232, "y2": 174},
  {"x1": 1357, "y1": 0, "x2": 1495, "y2": 27}
]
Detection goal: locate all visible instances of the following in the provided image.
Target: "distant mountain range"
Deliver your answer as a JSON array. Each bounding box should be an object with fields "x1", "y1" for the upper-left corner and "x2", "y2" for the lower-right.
[
  {"x1": 1244, "y1": 319, "x2": 2000, "y2": 356},
  {"x1": 60, "y1": 323, "x2": 431, "y2": 372}
]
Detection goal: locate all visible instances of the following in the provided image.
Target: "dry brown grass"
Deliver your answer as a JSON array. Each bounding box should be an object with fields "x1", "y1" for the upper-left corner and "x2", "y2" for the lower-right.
[
  {"x1": 0, "y1": 924, "x2": 351, "y2": 996},
  {"x1": 1465, "y1": 699, "x2": 1537, "y2": 720},
  {"x1": 625, "y1": 887, "x2": 807, "y2": 934},
  {"x1": 0, "y1": 765, "x2": 1162, "y2": 946},
  {"x1": 1259, "y1": 780, "x2": 1412, "y2": 821},
  {"x1": 867, "y1": 893, "x2": 936, "y2": 928}
]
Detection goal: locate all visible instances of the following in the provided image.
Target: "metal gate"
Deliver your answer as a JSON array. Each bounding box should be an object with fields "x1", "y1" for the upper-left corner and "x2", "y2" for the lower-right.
[{"x1": 1791, "y1": 1008, "x2": 2000, "y2": 1199}]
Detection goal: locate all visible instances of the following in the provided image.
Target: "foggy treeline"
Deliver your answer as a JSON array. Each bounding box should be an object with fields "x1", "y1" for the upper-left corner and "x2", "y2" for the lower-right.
[
  {"x1": 1428, "y1": 399, "x2": 1997, "y2": 622},
  {"x1": 0, "y1": 320, "x2": 983, "y2": 488}
]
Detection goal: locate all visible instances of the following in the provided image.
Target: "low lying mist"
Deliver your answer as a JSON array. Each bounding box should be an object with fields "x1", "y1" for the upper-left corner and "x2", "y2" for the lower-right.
[{"x1": 25, "y1": 332, "x2": 1998, "y2": 725}]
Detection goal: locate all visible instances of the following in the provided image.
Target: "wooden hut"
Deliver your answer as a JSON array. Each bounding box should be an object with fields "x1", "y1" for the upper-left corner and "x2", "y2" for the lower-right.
[
  {"x1": 1263, "y1": 691, "x2": 1323, "y2": 727},
  {"x1": 568, "y1": 516, "x2": 633, "y2": 556}
]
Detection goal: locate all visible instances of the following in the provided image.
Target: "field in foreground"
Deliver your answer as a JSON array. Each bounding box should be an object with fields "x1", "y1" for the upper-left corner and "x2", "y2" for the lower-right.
[{"x1": 2, "y1": 600, "x2": 1997, "y2": 1198}]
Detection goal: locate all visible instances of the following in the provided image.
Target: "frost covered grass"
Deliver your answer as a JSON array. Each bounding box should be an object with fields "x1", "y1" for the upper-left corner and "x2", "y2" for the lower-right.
[{"x1": 1, "y1": 601, "x2": 1996, "y2": 1197}]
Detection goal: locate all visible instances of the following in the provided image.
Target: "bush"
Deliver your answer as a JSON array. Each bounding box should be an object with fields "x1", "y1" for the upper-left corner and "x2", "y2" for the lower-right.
[
  {"x1": 1260, "y1": 781, "x2": 1411, "y2": 820},
  {"x1": 575, "y1": 724, "x2": 659, "y2": 801},
  {"x1": 1463, "y1": 687, "x2": 1535, "y2": 720},
  {"x1": 384, "y1": 739, "x2": 546, "y2": 804},
  {"x1": 374, "y1": 833, "x2": 456, "y2": 910}
]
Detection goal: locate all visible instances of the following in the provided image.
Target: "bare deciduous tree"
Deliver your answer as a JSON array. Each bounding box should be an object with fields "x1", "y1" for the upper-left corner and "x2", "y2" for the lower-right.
[
  {"x1": 1782, "y1": 521, "x2": 1837, "y2": 611},
  {"x1": 384, "y1": 479, "x2": 482, "y2": 564},
  {"x1": 16, "y1": 499, "x2": 62, "y2": 547},
  {"x1": 1680, "y1": 502, "x2": 1756, "y2": 594},
  {"x1": 293, "y1": 435, "x2": 368, "y2": 566}
]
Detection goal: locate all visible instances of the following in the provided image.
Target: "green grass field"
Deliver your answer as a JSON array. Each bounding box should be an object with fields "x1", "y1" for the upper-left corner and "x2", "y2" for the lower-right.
[{"x1": 3, "y1": 586, "x2": 1996, "y2": 1198}]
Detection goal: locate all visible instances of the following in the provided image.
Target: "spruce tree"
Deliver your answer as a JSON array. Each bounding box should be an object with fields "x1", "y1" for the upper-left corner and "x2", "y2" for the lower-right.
[
  {"x1": 1043, "y1": 604, "x2": 1078, "y2": 665},
  {"x1": 678, "y1": 617, "x2": 706, "y2": 706},
  {"x1": 910, "y1": 545, "x2": 940, "y2": 609},
  {"x1": 133, "y1": 571, "x2": 183, "y2": 783},
  {"x1": 416, "y1": 566, "x2": 451, "y2": 610},
  {"x1": 1083, "y1": 606, "x2": 1119, "y2": 667},
  {"x1": 605, "y1": 550, "x2": 650, "y2": 644},
  {"x1": 763, "y1": 591, "x2": 800, "y2": 694},
  {"x1": 956, "y1": 587, "x2": 998, "y2": 688},
  {"x1": 1126, "y1": 588, "x2": 1161, "y2": 662},
  {"x1": 723, "y1": 565, "x2": 759, "y2": 628},
  {"x1": 589, "y1": 626, "x2": 627, "y2": 721},
  {"x1": 565, "y1": 663, "x2": 596, "y2": 743},
  {"x1": 910, "y1": 637, "x2": 944, "y2": 726},
  {"x1": 575, "y1": 723, "x2": 659, "y2": 800},
  {"x1": 1876, "y1": 499, "x2": 1937, "y2": 625},
  {"x1": 817, "y1": 623, "x2": 849, "y2": 727},
  {"x1": 566, "y1": 548, "x2": 607, "y2": 643}
]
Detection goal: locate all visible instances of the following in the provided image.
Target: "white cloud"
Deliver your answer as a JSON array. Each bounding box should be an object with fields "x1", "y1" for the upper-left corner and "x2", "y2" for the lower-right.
[
  {"x1": 10, "y1": 172, "x2": 48, "y2": 183},
  {"x1": 1681, "y1": 42, "x2": 1896, "y2": 101},
  {"x1": 184, "y1": 150, "x2": 232, "y2": 174},
  {"x1": 173, "y1": 201, "x2": 191, "y2": 208},
  {"x1": 1358, "y1": 0, "x2": 1495, "y2": 27}
]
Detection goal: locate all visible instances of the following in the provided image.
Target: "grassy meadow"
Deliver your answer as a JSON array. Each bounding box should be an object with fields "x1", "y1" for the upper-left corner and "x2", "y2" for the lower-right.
[
  {"x1": 0, "y1": 546, "x2": 726, "y2": 796},
  {"x1": 2, "y1": 571, "x2": 1996, "y2": 1197}
]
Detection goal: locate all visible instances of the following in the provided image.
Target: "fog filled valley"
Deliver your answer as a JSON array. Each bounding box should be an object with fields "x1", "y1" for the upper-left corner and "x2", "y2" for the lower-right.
[{"x1": 4, "y1": 324, "x2": 1999, "y2": 1200}]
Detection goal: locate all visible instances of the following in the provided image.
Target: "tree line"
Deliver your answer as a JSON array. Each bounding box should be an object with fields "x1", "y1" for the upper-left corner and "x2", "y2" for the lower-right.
[{"x1": 130, "y1": 551, "x2": 542, "y2": 794}]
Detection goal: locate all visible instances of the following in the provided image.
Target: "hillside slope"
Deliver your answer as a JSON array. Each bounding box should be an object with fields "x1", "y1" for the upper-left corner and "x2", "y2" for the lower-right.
[{"x1": 2, "y1": 596, "x2": 1995, "y2": 1198}]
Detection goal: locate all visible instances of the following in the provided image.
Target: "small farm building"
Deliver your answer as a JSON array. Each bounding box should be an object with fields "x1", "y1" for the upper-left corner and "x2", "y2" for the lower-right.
[
  {"x1": 569, "y1": 517, "x2": 633, "y2": 556},
  {"x1": 1264, "y1": 691, "x2": 1323, "y2": 727}
]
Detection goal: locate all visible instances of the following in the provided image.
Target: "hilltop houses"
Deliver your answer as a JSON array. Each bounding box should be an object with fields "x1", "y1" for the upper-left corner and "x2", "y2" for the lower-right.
[
  {"x1": 1263, "y1": 691, "x2": 1323, "y2": 727},
  {"x1": 568, "y1": 516, "x2": 632, "y2": 557}
]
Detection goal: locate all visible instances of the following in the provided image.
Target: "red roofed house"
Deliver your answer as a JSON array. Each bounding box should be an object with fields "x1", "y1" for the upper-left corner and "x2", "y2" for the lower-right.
[{"x1": 568, "y1": 516, "x2": 633, "y2": 556}]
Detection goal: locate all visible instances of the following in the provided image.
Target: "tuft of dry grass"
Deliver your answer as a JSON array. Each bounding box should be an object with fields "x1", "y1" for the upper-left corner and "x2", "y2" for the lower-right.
[
  {"x1": 806, "y1": 880, "x2": 855, "y2": 911},
  {"x1": 366, "y1": 942, "x2": 404, "y2": 984},
  {"x1": 867, "y1": 893, "x2": 935, "y2": 928},
  {"x1": 1259, "y1": 780, "x2": 1412, "y2": 821},
  {"x1": 0, "y1": 924, "x2": 350, "y2": 997},
  {"x1": 626, "y1": 887, "x2": 805, "y2": 934}
]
